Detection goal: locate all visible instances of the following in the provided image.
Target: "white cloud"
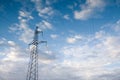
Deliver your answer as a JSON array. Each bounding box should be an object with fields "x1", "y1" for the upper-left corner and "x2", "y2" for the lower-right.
[
  {"x1": 18, "y1": 10, "x2": 34, "y2": 43},
  {"x1": 66, "y1": 35, "x2": 83, "y2": 44},
  {"x1": 61, "y1": 33, "x2": 120, "y2": 80},
  {"x1": 57, "y1": 20, "x2": 120, "y2": 79},
  {"x1": 40, "y1": 7, "x2": 53, "y2": 15},
  {"x1": 9, "y1": 10, "x2": 34, "y2": 44},
  {"x1": 7, "y1": 41, "x2": 16, "y2": 46},
  {"x1": 31, "y1": 0, "x2": 54, "y2": 18},
  {"x1": 64, "y1": 14, "x2": 70, "y2": 20},
  {"x1": 36, "y1": 20, "x2": 52, "y2": 30},
  {"x1": 112, "y1": 20, "x2": 120, "y2": 32},
  {"x1": 0, "y1": 39, "x2": 28, "y2": 80},
  {"x1": 19, "y1": 10, "x2": 33, "y2": 20},
  {"x1": 74, "y1": 0, "x2": 106, "y2": 20},
  {"x1": 50, "y1": 34, "x2": 58, "y2": 39},
  {"x1": 0, "y1": 38, "x2": 6, "y2": 45},
  {"x1": 66, "y1": 37, "x2": 76, "y2": 44},
  {"x1": 0, "y1": 38, "x2": 56, "y2": 80},
  {"x1": 42, "y1": 20, "x2": 52, "y2": 29},
  {"x1": 95, "y1": 30, "x2": 105, "y2": 39}
]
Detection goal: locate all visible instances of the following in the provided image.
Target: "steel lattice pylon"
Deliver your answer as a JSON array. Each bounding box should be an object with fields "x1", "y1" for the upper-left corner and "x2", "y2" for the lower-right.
[{"x1": 26, "y1": 26, "x2": 47, "y2": 80}]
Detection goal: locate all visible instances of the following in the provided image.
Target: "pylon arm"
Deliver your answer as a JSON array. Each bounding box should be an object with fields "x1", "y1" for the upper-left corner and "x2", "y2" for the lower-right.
[
  {"x1": 38, "y1": 41, "x2": 47, "y2": 44},
  {"x1": 28, "y1": 41, "x2": 47, "y2": 46},
  {"x1": 38, "y1": 41, "x2": 47, "y2": 46},
  {"x1": 38, "y1": 31, "x2": 43, "y2": 35}
]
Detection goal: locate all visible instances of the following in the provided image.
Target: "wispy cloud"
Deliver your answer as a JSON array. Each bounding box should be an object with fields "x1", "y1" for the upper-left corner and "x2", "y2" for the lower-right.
[
  {"x1": 9, "y1": 10, "x2": 34, "y2": 44},
  {"x1": 74, "y1": 0, "x2": 106, "y2": 20},
  {"x1": 50, "y1": 34, "x2": 58, "y2": 39},
  {"x1": 31, "y1": 0, "x2": 54, "y2": 18},
  {"x1": 66, "y1": 34, "x2": 83, "y2": 44},
  {"x1": 64, "y1": 14, "x2": 70, "y2": 20},
  {"x1": 112, "y1": 20, "x2": 120, "y2": 32},
  {"x1": 36, "y1": 20, "x2": 53, "y2": 30}
]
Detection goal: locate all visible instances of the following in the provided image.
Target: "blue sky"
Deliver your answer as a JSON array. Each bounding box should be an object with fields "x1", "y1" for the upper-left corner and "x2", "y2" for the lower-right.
[{"x1": 0, "y1": 0, "x2": 120, "y2": 80}]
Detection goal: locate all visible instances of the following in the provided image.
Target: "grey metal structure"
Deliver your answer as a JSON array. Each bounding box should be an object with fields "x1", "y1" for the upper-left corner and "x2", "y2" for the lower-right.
[{"x1": 26, "y1": 26, "x2": 47, "y2": 80}]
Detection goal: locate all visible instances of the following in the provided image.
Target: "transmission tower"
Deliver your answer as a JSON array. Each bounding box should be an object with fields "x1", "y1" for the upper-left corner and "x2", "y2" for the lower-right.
[{"x1": 26, "y1": 26, "x2": 47, "y2": 80}]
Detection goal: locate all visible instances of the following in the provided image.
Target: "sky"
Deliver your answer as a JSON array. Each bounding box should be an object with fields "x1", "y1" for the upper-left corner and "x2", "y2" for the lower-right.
[{"x1": 0, "y1": 0, "x2": 120, "y2": 80}]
